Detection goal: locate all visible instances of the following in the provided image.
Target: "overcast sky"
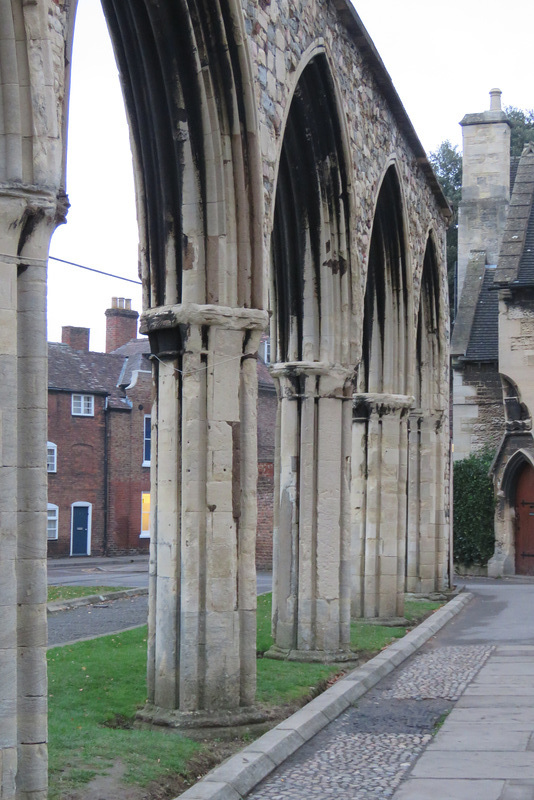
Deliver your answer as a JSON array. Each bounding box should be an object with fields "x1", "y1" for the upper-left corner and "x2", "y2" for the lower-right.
[{"x1": 48, "y1": 0, "x2": 534, "y2": 351}]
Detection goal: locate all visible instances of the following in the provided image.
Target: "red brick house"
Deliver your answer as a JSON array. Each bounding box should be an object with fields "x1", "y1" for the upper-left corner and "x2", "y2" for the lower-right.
[
  {"x1": 47, "y1": 299, "x2": 152, "y2": 556},
  {"x1": 47, "y1": 300, "x2": 276, "y2": 565}
]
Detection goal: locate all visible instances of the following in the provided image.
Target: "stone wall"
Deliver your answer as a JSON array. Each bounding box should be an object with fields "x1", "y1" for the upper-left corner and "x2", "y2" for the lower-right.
[
  {"x1": 452, "y1": 362, "x2": 505, "y2": 462},
  {"x1": 242, "y1": 0, "x2": 449, "y2": 342}
]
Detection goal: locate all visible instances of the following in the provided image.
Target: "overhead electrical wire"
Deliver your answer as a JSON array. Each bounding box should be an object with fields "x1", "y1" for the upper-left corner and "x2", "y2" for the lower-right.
[{"x1": 49, "y1": 256, "x2": 142, "y2": 285}]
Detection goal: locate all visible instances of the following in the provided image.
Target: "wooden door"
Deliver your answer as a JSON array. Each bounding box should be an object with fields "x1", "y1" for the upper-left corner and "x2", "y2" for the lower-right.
[{"x1": 515, "y1": 463, "x2": 534, "y2": 575}]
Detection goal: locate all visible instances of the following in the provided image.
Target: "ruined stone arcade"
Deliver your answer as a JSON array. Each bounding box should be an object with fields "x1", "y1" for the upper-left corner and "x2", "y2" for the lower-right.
[{"x1": 0, "y1": 1, "x2": 450, "y2": 795}]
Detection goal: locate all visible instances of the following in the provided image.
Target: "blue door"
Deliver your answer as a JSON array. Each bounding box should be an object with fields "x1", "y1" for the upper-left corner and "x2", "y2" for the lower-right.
[{"x1": 71, "y1": 506, "x2": 89, "y2": 555}]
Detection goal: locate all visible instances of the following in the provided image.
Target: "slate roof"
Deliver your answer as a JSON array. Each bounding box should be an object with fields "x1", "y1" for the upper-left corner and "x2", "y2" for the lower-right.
[
  {"x1": 112, "y1": 337, "x2": 151, "y2": 388},
  {"x1": 49, "y1": 335, "x2": 275, "y2": 405},
  {"x1": 495, "y1": 142, "x2": 534, "y2": 287},
  {"x1": 48, "y1": 342, "x2": 130, "y2": 408},
  {"x1": 464, "y1": 267, "x2": 499, "y2": 361},
  {"x1": 457, "y1": 145, "x2": 534, "y2": 362},
  {"x1": 516, "y1": 198, "x2": 534, "y2": 284}
]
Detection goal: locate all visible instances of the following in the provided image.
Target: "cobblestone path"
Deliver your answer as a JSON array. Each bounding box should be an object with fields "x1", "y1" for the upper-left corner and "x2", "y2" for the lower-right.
[{"x1": 247, "y1": 644, "x2": 493, "y2": 800}]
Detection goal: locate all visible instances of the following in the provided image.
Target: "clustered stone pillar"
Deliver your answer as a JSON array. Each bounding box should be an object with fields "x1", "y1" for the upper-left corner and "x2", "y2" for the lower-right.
[
  {"x1": 270, "y1": 363, "x2": 353, "y2": 661},
  {"x1": 406, "y1": 411, "x2": 448, "y2": 593},
  {"x1": 140, "y1": 304, "x2": 267, "y2": 726},
  {"x1": 0, "y1": 195, "x2": 55, "y2": 799},
  {"x1": 351, "y1": 393, "x2": 413, "y2": 619}
]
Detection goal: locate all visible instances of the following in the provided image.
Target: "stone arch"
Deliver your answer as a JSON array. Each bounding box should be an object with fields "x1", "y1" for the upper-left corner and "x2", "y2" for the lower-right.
[
  {"x1": 406, "y1": 234, "x2": 448, "y2": 592},
  {"x1": 490, "y1": 446, "x2": 534, "y2": 577},
  {"x1": 360, "y1": 163, "x2": 411, "y2": 395},
  {"x1": 100, "y1": 0, "x2": 263, "y2": 311},
  {"x1": 269, "y1": 52, "x2": 353, "y2": 661},
  {"x1": 95, "y1": 0, "x2": 268, "y2": 720},
  {"x1": 352, "y1": 163, "x2": 413, "y2": 619}
]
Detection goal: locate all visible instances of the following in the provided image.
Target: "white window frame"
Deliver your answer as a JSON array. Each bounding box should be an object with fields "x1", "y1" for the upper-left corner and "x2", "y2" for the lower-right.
[
  {"x1": 71, "y1": 394, "x2": 94, "y2": 417},
  {"x1": 140, "y1": 492, "x2": 150, "y2": 538},
  {"x1": 47, "y1": 504, "x2": 59, "y2": 540},
  {"x1": 142, "y1": 414, "x2": 151, "y2": 467},
  {"x1": 47, "y1": 441, "x2": 57, "y2": 473},
  {"x1": 70, "y1": 501, "x2": 92, "y2": 556},
  {"x1": 263, "y1": 338, "x2": 271, "y2": 364}
]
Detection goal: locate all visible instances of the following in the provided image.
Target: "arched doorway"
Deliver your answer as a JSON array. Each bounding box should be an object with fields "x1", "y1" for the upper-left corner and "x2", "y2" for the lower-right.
[{"x1": 515, "y1": 462, "x2": 534, "y2": 575}]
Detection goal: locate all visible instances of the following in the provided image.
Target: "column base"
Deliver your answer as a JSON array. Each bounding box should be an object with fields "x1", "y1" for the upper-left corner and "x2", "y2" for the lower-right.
[
  {"x1": 264, "y1": 645, "x2": 358, "y2": 664},
  {"x1": 354, "y1": 616, "x2": 410, "y2": 627},
  {"x1": 136, "y1": 704, "x2": 275, "y2": 738}
]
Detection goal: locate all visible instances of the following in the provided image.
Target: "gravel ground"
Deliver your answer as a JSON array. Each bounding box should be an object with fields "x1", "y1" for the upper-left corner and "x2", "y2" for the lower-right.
[
  {"x1": 248, "y1": 644, "x2": 493, "y2": 800},
  {"x1": 47, "y1": 594, "x2": 148, "y2": 646}
]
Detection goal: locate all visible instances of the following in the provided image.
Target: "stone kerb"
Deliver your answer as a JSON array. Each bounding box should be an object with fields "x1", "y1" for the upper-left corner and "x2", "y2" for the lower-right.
[{"x1": 177, "y1": 593, "x2": 472, "y2": 800}]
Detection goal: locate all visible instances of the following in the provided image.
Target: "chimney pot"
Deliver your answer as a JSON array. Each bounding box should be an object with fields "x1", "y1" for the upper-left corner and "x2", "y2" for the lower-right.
[
  {"x1": 489, "y1": 88, "x2": 502, "y2": 111},
  {"x1": 105, "y1": 297, "x2": 138, "y2": 352}
]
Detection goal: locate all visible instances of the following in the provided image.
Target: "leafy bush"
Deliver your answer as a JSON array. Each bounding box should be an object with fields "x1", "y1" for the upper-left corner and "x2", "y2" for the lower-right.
[{"x1": 453, "y1": 450, "x2": 495, "y2": 566}]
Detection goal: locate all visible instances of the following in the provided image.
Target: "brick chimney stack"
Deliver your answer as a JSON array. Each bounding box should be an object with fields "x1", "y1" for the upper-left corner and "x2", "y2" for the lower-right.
[
  {"x1": 62, "y1": 326, "x2": 90, "y2": 351},
  {"x1": 105, "y1": 297, "x2": 138, "y2": 353}
]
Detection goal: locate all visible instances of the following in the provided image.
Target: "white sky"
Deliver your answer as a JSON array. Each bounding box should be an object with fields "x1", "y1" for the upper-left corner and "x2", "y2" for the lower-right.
[{"x1": 48, "y1": 0, "x2": 534, "y2": 351}]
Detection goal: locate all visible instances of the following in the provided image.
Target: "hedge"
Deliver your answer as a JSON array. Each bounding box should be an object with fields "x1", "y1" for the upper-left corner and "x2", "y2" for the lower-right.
[{"x1": 453, "y1": 449, "x2": 495, "y2": 566}]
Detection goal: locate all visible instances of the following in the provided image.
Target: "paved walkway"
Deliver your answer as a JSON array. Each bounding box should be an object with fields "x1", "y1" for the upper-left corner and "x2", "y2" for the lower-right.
[{"x1": 178, "y1": 578, "x2": 534, "y2": 800}]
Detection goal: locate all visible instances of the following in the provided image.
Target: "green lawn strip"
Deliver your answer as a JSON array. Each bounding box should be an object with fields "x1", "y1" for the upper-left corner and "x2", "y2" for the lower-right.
[
  {"x1": 404, "y1": 599, "x2": 442, "y2": 623},
  {"x1": 350, "y1": 599, "x2": 443, "y2": 653},
  {"x1": 48, "y1": 594, "x2": 444, "y2": 795},
  {"x1": 47, "y1": 585, "x2": 129, "y2": 603}
]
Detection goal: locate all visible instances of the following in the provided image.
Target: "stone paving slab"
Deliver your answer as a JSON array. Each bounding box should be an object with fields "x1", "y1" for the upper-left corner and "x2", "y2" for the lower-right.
[
  {"x1": 480, "y1": 662, "x2": 534, "y2": 675},
  {"x1": 456, "y1": 694, "x2": 534, "y2": 708},
  {"x1": 393, "y1": 779, "x2": 505, "y2": 800},
  {"x1": 411, "y1": 751, "x2": 534, "y2": 780},
  {"x1": 425, "y1": 727, "x2": 531, "y2": 751},
  {"x1": 463, "y1": 685, "x2": 534, "y2": 695},
  {"x1": 449, "y1": 707, "x2": 534, "y2": 726}
]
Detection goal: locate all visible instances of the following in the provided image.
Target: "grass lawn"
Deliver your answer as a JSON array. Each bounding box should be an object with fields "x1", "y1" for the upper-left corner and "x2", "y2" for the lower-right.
[
  {"x1": 47, "y1": 586, "x2": 129, "y2": 603},
  {"x1": 48, "y1": 593, "x2": 442, "y2": 797}
]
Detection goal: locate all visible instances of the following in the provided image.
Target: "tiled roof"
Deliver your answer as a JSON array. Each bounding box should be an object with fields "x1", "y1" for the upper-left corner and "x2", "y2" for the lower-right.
[
  {"x1": 48, "y1": 343, "x2": 126, "y2": 406},
  {"x1": 465, "y1": 267, "x2": 499, "y2": 361}
]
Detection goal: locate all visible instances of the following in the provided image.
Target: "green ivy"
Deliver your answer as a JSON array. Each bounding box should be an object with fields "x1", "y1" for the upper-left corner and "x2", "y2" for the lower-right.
[{"x1": 453, "y1": 450, "x2": 496, "y2": 566}]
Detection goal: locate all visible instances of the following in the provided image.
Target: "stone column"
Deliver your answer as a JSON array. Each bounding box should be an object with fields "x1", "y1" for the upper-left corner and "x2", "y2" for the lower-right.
[
  {"x1": 406, "y1": 410, "x2": 448, "y2": 593},
  {"x1": 269, "y1": 363, "x2": 353, "y2": 662},
  {"x1": 352, "y1": 393, "x2": 413, "y2": 619},
  {"x1": 0, "y1": 193, "x2": 57, "y2": 800},
  {"x1": 406, "y1": 411, "x2": 422, "y2": 593},
  {"x1": 139, "y1": 303, "x2": 267, "y2": 727}
]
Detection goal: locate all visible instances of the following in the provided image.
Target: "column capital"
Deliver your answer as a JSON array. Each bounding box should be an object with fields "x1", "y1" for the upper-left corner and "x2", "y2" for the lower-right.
[
  {"x1": 271, "y1": 361, "x2": 354, "y2": 399},
  {"x1": 140, "y1": 302, "x2": 269, "y2": 335},
  {"x1": 353, "y1": 392, "x2": 414, "y2": 418}
]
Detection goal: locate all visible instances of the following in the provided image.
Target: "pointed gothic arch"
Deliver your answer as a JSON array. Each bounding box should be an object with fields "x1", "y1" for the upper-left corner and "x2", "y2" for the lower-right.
[
  {"x1": 352, "y1": 162, "x2": 413, "y2": 619},
  {"x1": 270, "y1": 52, "x2": 354, "y2": 660},
  {"x1": 406, "y1": 234, "x2": 448, "y2": 592}
]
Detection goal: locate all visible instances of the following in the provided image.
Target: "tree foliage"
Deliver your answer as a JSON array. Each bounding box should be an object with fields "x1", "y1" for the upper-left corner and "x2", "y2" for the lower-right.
[
  {"x1": 429, "y1": 141, "x2": 462, "y2": 316},
  {"x1": 505, "y1": 106, "x2": 534, "y2": 157},
  {"x1": 453, "y1": 450, "x2": 495, "y2": 567}
]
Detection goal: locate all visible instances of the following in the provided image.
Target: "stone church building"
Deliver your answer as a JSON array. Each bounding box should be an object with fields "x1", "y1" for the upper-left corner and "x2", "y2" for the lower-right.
[
  {"x1": 451, "y1": 90, "x2": 534, "y2": 578},
  {"x1": 0, "y1": 1, "x2": 451, "y2": 795}
]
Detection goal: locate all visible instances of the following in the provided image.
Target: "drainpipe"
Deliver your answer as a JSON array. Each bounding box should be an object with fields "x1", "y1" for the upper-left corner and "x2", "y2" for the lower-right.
[{"x1": 103, "y1": 395, "x2": 110, "y2": 555}]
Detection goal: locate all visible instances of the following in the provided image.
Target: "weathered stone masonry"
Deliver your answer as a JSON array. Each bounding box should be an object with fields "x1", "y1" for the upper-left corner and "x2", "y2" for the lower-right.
[{"x1": 0, "y1": 1, "x2": 450, "y2": 795}]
